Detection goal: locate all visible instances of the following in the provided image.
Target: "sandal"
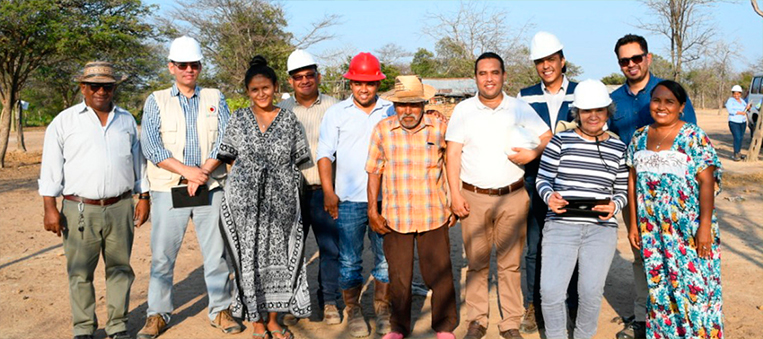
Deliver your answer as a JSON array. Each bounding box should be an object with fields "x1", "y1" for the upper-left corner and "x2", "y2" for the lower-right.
[
  {"x1": 252, "y1": 329, "x2": 271, "y2": 339},
  {"x1": 269, "y1": 328, "x2": 293, "y2": 339}
]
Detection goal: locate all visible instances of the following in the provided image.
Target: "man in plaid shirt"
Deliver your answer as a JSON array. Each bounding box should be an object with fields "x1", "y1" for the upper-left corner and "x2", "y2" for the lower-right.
[{"x1": 366, "y1": 75, "x2": 458, "y2": 339}]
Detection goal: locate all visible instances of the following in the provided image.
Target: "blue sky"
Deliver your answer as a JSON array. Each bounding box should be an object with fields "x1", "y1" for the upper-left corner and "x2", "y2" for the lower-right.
[{"x1": 149, "y1": 0, "x2": 763, "y2": 80}]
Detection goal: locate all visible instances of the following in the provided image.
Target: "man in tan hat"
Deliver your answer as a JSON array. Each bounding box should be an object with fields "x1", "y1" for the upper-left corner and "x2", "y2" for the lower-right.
[
  {"x1": 39, "y1": 61, "x2": 150, "y2": 339},
  {"x1": 366, "y1": 75, "x2": 458, "y2": 339}
]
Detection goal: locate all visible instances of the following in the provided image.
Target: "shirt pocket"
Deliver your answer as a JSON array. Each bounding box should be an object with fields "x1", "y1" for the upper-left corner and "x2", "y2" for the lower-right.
[
  {"x1": 424, "y1": 136, "x2": 443, "y2": 169},
  {"x1": 160, "y1": 120, "x2": 178, "y2": 144},
  {"x1": 206, "y1": 108, "x2": 219, "y2": 141}
]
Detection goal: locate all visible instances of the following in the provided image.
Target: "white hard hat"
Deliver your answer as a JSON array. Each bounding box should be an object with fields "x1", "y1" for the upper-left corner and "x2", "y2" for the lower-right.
[
  {"x1": 287, "y1": 49, "x2": 317, "y2": 73},
  {"x1": 530, "y1": 31, "x2": 564, "y2": 61},
  {"x1": 505, "y1": 126, "x2": 540, "y2": 156},
  {"x1": 168, "y1": 36, "x2": 203, "y2": 62},
  {"x1": 572, "y1": 79, "x2": 612, "y2": 110},
  {"x1": 731, "y1": 85, "x2": 743, "y2": 93},
  {"x1": 281, "y1": 93, "x2": 291, "y2": 100}
]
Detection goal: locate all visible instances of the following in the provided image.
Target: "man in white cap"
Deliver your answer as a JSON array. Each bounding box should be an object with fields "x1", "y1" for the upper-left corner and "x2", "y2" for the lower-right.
[
  {"x1": 278, "y1": 49, "x2": 342, "y2": 325},
  {"x1": 138, "y1": 36, "x2": 240, "y2": 339},
  {"x1": 516, "y1": 31, "x2": 579, "y2": 334},
  {"x1": 40, "y1": 61, "x2": 149, "y2": 339}
]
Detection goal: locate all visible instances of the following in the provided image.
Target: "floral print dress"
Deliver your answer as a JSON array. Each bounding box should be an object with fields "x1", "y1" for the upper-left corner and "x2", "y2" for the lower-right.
[{"x1": 626, "y1": 123, "x2": 723, "y2": 339}]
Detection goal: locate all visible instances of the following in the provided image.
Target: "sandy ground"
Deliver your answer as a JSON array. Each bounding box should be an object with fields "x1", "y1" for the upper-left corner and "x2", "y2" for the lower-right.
[{"x1": 0, "y1": 110, "x2": 761, "y2": 339}]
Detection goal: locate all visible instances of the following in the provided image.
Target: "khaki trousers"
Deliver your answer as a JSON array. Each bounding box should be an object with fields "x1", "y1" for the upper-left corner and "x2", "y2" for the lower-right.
[
  {"x1": 61, "y1": 197, "x2": 135, "y2": 336},
  {"x1": 461, "y1": 188, "x2": 529, "y2": 331}
]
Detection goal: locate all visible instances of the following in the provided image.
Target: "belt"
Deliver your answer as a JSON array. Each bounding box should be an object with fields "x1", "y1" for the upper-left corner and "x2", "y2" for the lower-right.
[
  {"x1": 305, "y1": 184, "x2": 323, "y2": 191},
  {"x1": 63, "y1": 191, "x2": 132, "y2": 206},
  {"x1": 462, "y1": 179, "x2": 524, "y2": 196}
]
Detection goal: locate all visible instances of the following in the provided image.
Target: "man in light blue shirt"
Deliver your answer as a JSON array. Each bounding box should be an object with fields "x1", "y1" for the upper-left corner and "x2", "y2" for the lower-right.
[{"x1": 316, "y1": 52, "x2": 395, "y2": 337}]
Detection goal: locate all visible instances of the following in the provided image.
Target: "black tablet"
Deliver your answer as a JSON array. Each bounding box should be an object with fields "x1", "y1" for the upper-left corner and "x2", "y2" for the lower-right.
[{"x1": 563, "y1": 198, "x2": 610, "y2": 218}]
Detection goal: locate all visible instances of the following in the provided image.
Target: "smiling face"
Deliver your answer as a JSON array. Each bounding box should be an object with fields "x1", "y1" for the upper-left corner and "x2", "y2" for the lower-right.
[
  {"x1": 732, "y1": 91, "x2": 742, "y2": 100},
  {"x1": 350, "y1": 80, "x2": 380, "y2": 108},
  {"x1": 578, "y1": 107, "x2": 608, "y2": 135},
  {"x1": 395, "y1": 102, "x2": 425, "y2": 130},
  {"x1": 168, "y1": 61, "x2": 201, "y2": 88},
  {"x1": 475, "y1": 57, "x2": 506, "y2": 101},
  {"x1": 650, "y1": 85, "x2": 685, "y2": 127},
  {"x1": 288, "y1": 67, "x2": 320, "y2": 98},
  {"x1": 246, "y1": 74, "x2": 276, "y2": 111},
  {"x1": 617, "y1": 42, "x2": 651, "y2": 84},
  {"x1": 534, "y1": 52, "x2": 565, "y2": 86},
  {"x1": 80, "y1": 82, "x2": 115, "y2": 113}
]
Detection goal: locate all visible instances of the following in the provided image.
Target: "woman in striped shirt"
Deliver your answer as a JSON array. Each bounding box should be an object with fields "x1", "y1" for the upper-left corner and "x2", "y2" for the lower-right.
[{"x1": 535, "y1": 79, "x2": 628, "y2": 339}]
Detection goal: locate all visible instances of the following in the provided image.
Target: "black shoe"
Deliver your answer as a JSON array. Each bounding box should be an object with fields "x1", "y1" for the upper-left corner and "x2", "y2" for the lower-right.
[
  {"x1": 73, "y1": 335, "x2": 93, "y2": 339},
  {"x1": 110, "y1": 331, "x2": 131, "y2": 339},
  {"x1": 615, "y1": 320, "x2": 646, "y2": 339}
]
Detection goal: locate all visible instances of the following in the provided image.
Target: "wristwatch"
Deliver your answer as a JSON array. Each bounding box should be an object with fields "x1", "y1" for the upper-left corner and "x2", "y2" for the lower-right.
[{"x1": 138, "y1": 193, "x2": 150, "y2": 200}]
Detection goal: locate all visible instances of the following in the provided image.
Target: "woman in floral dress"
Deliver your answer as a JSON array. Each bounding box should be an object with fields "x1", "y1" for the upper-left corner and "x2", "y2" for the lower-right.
[
  {"x1": 625, "y1": 80, "x2": 723, "y2": 339},
  {"x1": 217, "y1": 56, "x2": 311, "y2": 339}
]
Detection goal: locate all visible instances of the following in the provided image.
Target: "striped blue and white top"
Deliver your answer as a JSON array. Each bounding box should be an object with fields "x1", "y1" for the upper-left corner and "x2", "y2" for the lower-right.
[{"x1": 536, "y1": 130, "x2": 628, "y2": 227}]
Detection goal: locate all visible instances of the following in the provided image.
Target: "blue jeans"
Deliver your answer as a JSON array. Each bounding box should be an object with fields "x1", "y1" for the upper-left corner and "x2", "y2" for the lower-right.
[
  {"x1": 147, "y1": 189, "x2": 232, "y2": 322},
  {"x1": 301, "y1": 189, "x2": 341, "y2": 304},
  {"x1": 729, "y1": 121, "x2": 746, "y2": 154},
  {"x1": 540, "y1": 220, "x2": 617, "y2": 339},
  {"x1": 337, "y1": 201, "x2": 389, "y2": 290}
]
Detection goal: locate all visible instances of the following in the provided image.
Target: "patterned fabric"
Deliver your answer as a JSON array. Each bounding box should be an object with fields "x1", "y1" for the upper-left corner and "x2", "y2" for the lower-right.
[
  {"x1": 626, "y1": 123, "x2": 723, "y2": 339},
  {"x1": 365, "y1": 115, "x2": 450, "y2": 233},
  {"x1": 218, "y1": 106, "x2": 311, "y2": 321}
]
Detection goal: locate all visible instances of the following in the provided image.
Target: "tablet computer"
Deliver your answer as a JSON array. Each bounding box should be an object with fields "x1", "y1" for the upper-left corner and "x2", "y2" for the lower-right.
[{"x1": 564, "y1": 198, "x2": 610, "y2": 218}]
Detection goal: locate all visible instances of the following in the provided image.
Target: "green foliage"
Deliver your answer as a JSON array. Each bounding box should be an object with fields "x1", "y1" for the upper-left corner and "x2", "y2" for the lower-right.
[
  {"x1": 649, "y1": 54, "x2": 674, "y2": 81},
  {"x1": 379, "y1": 63, "x2": 401, "y2": 92},
  {"x1": 410, "y1": 48, "x2": 439, "y2": 78},
  {"x1": 601, "y1": 73, "x2": 626, "y2": 85},
  {"x1": 435, "y1": 37, "x2": 473, "y2": 78},
  {"x1": 226, "y1": 96, "x2": 250, "y2": 112}
]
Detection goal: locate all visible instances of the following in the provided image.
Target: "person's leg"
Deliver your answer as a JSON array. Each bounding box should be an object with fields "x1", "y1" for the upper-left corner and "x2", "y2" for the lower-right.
[
  {"x1": 383, "y1": 230, "x2": 415, "y2": 336},
  {"x1": 309, "y1": 190, "x2": 341, "y2": 307},
  {"x1": 574, "y1": 224, "x2": 617, "y2": 339},
  {"x1": 101, "y1": 198, "x2": 136, "y2": 336},
  {"x1": 337, "y1": 201, "x2": 368, "y2": 290},
  {"x1": 729, "y1": 121, "x2": 745, "y2": 156},
  {"x1": 523, "y1": 177, "x2": 545, "y2": 333},
  {"x1": 368, "y1": 201, "x2": 389, "y2": 284},
  {"x1": 417, "y1": 226, "x2": 458, "y2": 334},
  {"x1": 61, "y1": 200, "x2": 104, "y2": 337},
  {"x1": 190, "y1": 188, "x2": 234, "y2": 321},
  {"x1": 460, "y1": 190, "x2": 494, "y2": 328},
  {"x1": 494, "y1": 189, "x2": 529, "y2": 332},
  {"x1": 538, "y1": 220, "x2": 580, "y2": 339},
  {"x1": 616, "y1": 208, "x2": 647, "y2": 339}
]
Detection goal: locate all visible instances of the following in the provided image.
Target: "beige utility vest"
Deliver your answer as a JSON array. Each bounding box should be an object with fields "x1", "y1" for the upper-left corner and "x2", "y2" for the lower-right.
[{"x1": 145, "y1": 87, "x2": 226, "y2": 192}]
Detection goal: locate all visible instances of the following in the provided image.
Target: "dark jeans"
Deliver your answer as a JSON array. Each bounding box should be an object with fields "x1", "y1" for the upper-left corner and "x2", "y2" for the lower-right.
[
  {"x1": 729, "y1": 121, "x2": 746, "y2": 154},
  {"x1": 337, "y1": 201, "x2": 388, "y2": 290},
  {"x1": 301, "y1": 189, "x2": 341, "y2": 305}
]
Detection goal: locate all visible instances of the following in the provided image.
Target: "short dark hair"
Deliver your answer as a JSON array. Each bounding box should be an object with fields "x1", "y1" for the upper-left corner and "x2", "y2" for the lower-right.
[
  {"x1": 244, "y1": 55, "x2": 278, "y2": 89},
  {"x1": 558, "y1": 50, "x2": 567, "y2": 74},
  {"x1": 652, "y1": 80, "x2": 688, "y2": 105},
  {"x1": 614, "y1": 34, "x2": 649, "y2": 57},
  {"x1": 288, "y1": 64, "x2": 318, "y2": 76},
  {"x1": 474, "y1": 52, "x2": 505, "y2": 75}
]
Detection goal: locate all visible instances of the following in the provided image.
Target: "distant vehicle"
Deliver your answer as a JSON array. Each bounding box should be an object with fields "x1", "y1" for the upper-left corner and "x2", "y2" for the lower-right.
[{"x1": 746, "y1": 74, "x2": 762, "y2": 137}]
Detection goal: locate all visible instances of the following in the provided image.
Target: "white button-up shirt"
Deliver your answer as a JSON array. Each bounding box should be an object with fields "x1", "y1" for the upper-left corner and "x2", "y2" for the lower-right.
[
  {"x1": 542, "y1": 76, "x2": 570, "y2": 133},
  {"x1": 446, "y1": 93, "x2": 549, "y2": 188},
  {"x1": 39, "y1": 102, "x2": 148, "y2": 199},
  {"x1": 317, "y1": 96, "x2": 395, "y2": 202}
]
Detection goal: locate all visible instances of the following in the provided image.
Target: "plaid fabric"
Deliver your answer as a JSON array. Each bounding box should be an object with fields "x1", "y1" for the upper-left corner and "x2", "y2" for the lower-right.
[{"x1": 365, "y1": 114, "x2": 450, "y2": 233}]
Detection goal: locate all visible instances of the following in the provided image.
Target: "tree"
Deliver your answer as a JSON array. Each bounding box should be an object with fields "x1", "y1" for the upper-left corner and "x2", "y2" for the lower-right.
[
  {"x1": 410, "y1": 48, "x2": 439, "y2": 78},
  {"x1": 374, "y1": 43, "x2": 411, "y2": 68},
  {"x1": 753, "y1": 0, "x2": 763, "y2": 17},
  {"x1": 638, "y1": 0, "x2": 716, "y2": 82},
  {"x1": 601, "y1": 73, "x2": 626, "y2": 85}
]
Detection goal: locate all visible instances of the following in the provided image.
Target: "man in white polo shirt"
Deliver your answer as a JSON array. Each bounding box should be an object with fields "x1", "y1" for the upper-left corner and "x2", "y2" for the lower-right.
[{"x1": 446, "y1": 52, "x2": 552, "y2": 339}]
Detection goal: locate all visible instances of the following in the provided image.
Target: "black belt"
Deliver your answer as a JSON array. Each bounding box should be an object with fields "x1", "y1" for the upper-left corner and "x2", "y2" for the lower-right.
[
  {"x1": 305, "y1": 184, "x2": 322, "y2": 191},
  {"x1": 462, "y1": 179, "x2": 524, "y2": 196},
  {"x1": 63, "y1": 191, "x2": 132, "y2": 206}
]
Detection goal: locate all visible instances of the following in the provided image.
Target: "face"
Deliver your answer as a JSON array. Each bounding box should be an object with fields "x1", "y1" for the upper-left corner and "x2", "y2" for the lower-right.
[
  {"x1": 288, "y1": 68, "x2": 320, "y2": 98},
  {"x1": 617, "y1": 42, "x2": 651, "y2": 83},
  {"x1": 246, "y1": 74, "x2": 276, "y2": 110},
  {"x1": 395, "y1": 102, "x2": 425, "y2": 130},
  {"x1": 80, "y1": 82, "x2": 115, "y2": 112},
  {"x1": 577, "y1": 107, "x2": 608, "y2": 134},
  {"x1": 168, "y1": 61, "x2": 201, "y2": 87},
  {"x1": 350, "y1": 80, "x2": 380, "y2": 108},
  {"x1": 475, "y1": 58, "x2": 506, "y2": 100},
  {"x1": 650, "y1": 85, "x2": 685, "y2": 126},
  {"x1": 733, "y1": 91, "x2": 742, "y2": 99},
  {"x1": 533, "y1": 53, "x2": 565, "y2": 85}
]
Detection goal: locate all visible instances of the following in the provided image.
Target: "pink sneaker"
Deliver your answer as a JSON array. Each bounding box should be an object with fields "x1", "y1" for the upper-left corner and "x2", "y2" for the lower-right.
[
  {"x1": 436, "y1": 332, "x2": 456, "y2": 339},
  {"x1": 382, "y1": 332, "x2": 404, "y2": 339}
]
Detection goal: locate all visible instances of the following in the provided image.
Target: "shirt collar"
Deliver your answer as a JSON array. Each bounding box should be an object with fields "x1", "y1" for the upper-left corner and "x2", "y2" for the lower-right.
[
  {"x1": 540, "y1": 75, "x2": 569, "y2": 95},
  {"x1": 343, "y1": 95, "x2": 391, "y2": 113},
  {"x1": 475, "y1": 92, "x2": 511, "y2": 111},
  {"x1": 171, "y1": 83, "x2": 200, "y2": 98},
  {"x1": 77, "y1": 101, "x2": 117, "y2": 115},
  {"x1": 624, "y1": 73, "x2": 656, "y2": 96},
  {"x1": 389, "y1": 112, "x2": 435, "y2": 133}
]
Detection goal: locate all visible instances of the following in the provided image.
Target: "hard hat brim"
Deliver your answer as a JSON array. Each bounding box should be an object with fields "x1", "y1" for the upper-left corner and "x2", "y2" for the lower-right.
[{"x1": 343, "y1": 71, "x2": 386, "y2": 82}]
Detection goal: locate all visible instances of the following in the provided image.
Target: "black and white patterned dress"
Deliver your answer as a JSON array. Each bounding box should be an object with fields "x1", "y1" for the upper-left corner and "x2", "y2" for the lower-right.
[{"x1": 218, "y1": 106, "x2": 311, "y2": 321}]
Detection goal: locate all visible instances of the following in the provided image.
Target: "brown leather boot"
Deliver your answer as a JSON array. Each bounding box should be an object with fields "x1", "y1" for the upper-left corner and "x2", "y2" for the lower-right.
[
  {"x1": 342, "y1": 285, "x2": 369, "y2": 337},
  {"x1": 373, "y1": 280, "x2": 391, "y2": 335}
]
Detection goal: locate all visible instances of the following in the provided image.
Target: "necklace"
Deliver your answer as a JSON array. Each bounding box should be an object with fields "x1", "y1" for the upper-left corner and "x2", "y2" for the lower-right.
[{"x1": 653, "y1": 122, "x2": 680, "y2": 150}]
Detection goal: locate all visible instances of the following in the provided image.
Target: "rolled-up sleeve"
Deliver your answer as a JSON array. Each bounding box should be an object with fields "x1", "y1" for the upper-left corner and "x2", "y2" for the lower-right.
[
  {"x1": 130, "y1": 117, "x2": 149, "y2": 193},
  {"x1": 317, "y1": 107, "x2": 339, "y2": 163},
  {"x1": 38, "y1": 119, "x2": 65, "y2": 197},
  {"x1": 208, "y1": 91, "x2": 231, "y2": 160},
  {"x1": 140, "y1": 93, "x2": 173, "y2": 165}
]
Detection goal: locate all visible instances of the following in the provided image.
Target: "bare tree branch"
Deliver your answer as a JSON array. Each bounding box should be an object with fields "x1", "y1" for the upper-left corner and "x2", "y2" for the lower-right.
[{"x1": 753, "y1": 0, "x2": 763, "y2": 17}]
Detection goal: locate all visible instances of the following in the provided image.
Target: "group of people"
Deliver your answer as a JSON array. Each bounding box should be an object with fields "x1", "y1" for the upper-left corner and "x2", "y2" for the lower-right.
[{"x1": 39, "y1": 31, "x2": 724, "y2": 339}]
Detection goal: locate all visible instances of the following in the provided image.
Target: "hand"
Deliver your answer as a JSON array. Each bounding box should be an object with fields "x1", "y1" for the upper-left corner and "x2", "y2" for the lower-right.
[
  {"x1": 447, "y1": 213, "x2": 458, "y2": 228},
  {"x1": 368, "y1": 211, "x2": 392, "y2": 235},
  {"x1": 134, "y1": 199, "x2": 150, "y2": 228},
  {"x1": 593, "y1": 201, "x2": 616, "y2": 220},
  {"x1": 628, "y1": 225, "x2": 641, "y2": 250},
  {"x1": 695, "y1": 226, "x2": 713, "y2": 259},
  {"x1": 507, "y1": 147, "x2": 536, "y2": 166},
  {"x1": 323, "y1": 191, "x2": 340, "y2": 220},
  {"x1": 547, "y1": 192, "x2": 568, "y2": 214},
  {"x1": 450, "y1": 194, "x2": 470, "y2": 218},
  {"x1": 43, "y1": 207, "x2": 63, "y2": 237},
  {"x1": 425, "y1": 109, "x2": 448, "y2": 122},
  {"x1": 183, "y1": 166, "x2": 209, "y2": 185},
  {"x1": 737, "y1": 111, "x2": 747, "y2": 115},
  {"x1": 187, "y1": 181, "x2": 200, "y2": 196}
]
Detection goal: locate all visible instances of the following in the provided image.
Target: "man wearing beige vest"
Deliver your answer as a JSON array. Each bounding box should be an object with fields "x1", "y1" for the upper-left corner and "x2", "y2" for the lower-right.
[{"x1": 138, "y1": 36, "x2": 240, "y2": 339}]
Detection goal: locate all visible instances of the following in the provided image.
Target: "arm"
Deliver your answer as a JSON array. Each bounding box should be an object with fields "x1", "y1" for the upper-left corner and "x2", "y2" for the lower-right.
[
  {"x1": 446, "y1": 141, "x2": 469, "y2": 218},
  {"x1": 367, "y1": 172, "x2": 391, "y2": 235},
  {"x1": 318, "y1": 158, "x2": 339, "y2": 219},
  {"x1": 536, "y1": 136, "x2": 566, "y2": 214},
  {"x1": 694, "y1": 166, "x2": 716, "y2": 259},
  {"x1": 130, "y1": 117, "x2": 150, "y2": 227},
  {"x1": 39, "y1": 119, "x2": 64, "y2": 236},
  {"x1": 627, "y1": 167, "x2": 640, "y2": 249},
  {"x1": 593, "y1": 148, "x2": 629, "y2": 220},
  {"x1": 43, "y1": 196, "x2": 63, "y2": 237},
  {"x1": 317, "y1": 107, "x2": 341, "y2": 219}
]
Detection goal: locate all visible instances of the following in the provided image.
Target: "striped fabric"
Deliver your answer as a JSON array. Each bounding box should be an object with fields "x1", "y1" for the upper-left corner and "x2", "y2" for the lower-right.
[
  {"x1": 365, "y1": 114, "x2": 450, "y2": 233},
  {"x1": 278, "y1": 93, "x2": 340, "y2": 185},
  {"x1": 536, "y1": 130, "x2": 628, "y2": 227}
]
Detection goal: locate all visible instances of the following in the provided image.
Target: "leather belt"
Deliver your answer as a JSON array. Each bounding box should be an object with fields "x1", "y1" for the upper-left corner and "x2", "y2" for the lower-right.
[
  {"x1": 305, "y1": 184, "x2": 322, "y2": 191},
  {"x1": 63, "y1": 191, "x2": 132, "y2": 206},
  {"x1": 462, "y1": 179, "x2": 524, "y2": 196}
]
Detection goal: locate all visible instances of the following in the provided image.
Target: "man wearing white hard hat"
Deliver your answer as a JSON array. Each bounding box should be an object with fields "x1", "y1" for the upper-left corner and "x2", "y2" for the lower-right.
[
  {"x1": 516, "y1": 31, "x2": 579, "y2": 334},
  {"x1": 139, "y1": 36, "x2": 240, "y2": 339},
  {"x1": 536, "y1": 79, "x2": 628, "y2": 339},
  {"x1": 279, "y1": 49, "x2": 342, "y2": 325}
]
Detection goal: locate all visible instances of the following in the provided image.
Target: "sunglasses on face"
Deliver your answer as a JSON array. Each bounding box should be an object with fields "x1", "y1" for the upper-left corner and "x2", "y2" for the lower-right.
[
  {"x1": 84, "y1": 83, "x2": 115, "y2": 92},
  {"x1": 618, "y1": 53, "x2": 647, "y2": 67},
  {"x1": 291, "y1": 72, "x2": 316, "y2": 82},
  {"x1": 173, "y1": 61, "x2": 201, "y2": 71}
]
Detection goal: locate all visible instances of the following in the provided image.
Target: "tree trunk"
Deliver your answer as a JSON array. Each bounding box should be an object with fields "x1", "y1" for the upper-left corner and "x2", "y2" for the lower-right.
[
  {"x1": 16, "y1": 100, "x2": 27, "y2": 152},
  {"x1": 0, "y1": 92, "x2": 16, "y2": 168}
]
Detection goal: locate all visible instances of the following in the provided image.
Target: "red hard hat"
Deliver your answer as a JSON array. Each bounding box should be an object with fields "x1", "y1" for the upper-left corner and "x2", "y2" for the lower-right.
[{"x1": 343, "y1": 52, "x2": 386, "y2": 81}]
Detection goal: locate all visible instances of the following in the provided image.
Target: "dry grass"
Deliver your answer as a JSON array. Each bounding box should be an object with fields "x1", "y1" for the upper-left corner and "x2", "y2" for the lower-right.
[{"x1": 724, "y1": 170, "x2": 763, "y2": 189}]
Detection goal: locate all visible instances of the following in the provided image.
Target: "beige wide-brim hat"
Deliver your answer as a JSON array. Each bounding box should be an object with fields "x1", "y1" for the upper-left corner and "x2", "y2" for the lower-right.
[
  {"x1": 75, "y1": 61, "x2": 127, "y2": 84},
  {"x1": 381, "y1": 75, "x2": 436, "y2": 103}
]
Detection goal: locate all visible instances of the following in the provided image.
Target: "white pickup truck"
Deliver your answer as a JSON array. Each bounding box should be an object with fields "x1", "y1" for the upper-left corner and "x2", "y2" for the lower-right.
[{"x1": 746, "y1": 74, "x2": 762, "y2": 137}]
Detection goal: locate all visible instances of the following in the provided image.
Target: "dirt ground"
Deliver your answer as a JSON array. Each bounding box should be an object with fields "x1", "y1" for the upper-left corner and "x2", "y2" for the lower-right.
[{"x1": 1, "y1": 109, "x2": 761, "y2": 339}]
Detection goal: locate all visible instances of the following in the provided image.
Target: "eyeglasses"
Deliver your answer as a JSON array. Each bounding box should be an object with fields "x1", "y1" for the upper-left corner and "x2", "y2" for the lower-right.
[
  {"x1": 291, "y1": 72, "x2": 316, "y2": 82},
  {"x1": 618, "y1": 53, "x2": 647, "y2": 67},
  {"x1": 172, "y1": 61, "x2": 201, "y2": 71},
  {"x1": 84, "y1": 83, "x2": 115, "y2": 92}
]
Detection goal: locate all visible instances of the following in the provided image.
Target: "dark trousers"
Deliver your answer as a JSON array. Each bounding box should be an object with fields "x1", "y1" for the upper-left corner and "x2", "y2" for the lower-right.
[
  {"x1": 729, "y1": 121, "x2": 746, "y2": 154},
  {"x1": 383, "y1": 225, "x2": 458, "y2": 335},
  {"x1": 301, "y1": 188, "x2": 341, "y2": 305},
  {"x1": 524, "y1": 177, "x2": 578, "y2": 321}
]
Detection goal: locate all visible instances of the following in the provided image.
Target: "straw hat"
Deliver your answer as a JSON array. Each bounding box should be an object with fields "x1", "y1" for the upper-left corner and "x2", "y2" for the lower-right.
[
  {"x1": 75, "y1": 61, "x2": 127, "y2": 83},
  {"x1": 381, "y1": 75, "x2": 436, "y2": 103}
]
